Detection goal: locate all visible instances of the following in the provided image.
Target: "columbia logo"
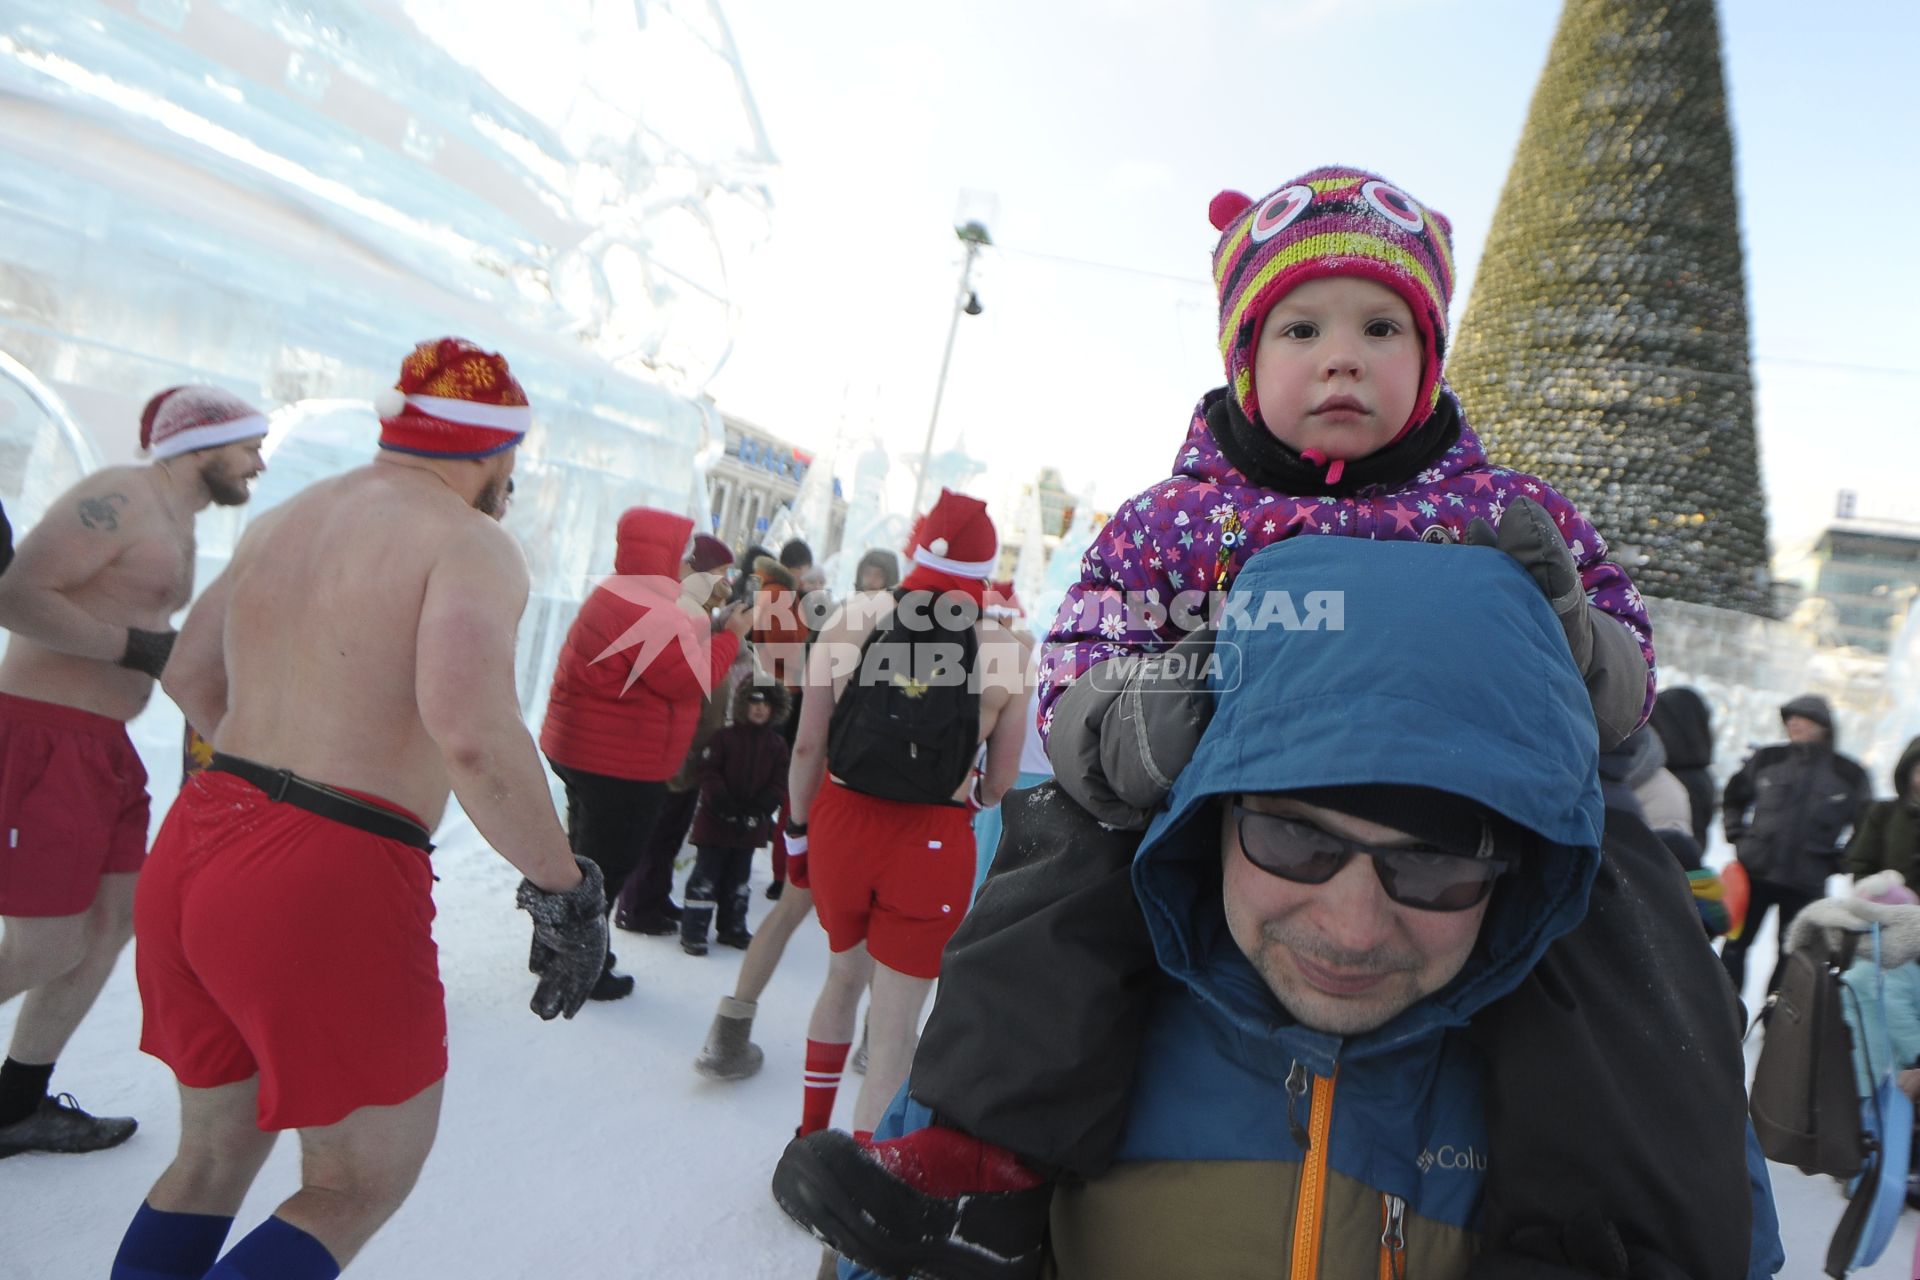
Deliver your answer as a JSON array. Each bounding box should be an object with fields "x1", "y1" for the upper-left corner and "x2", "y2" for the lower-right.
[{"x1": 1417, "y1": 1144, "x2": 1486, "y2": 1173}]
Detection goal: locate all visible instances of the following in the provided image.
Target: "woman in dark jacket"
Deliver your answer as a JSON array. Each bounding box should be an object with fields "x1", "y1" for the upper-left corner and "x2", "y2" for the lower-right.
[
  {"x1": 1848, "y1": 736, "x2": 1920, "y2": 883},
  {"x1": 1649, "y1": 686, "x2": 1716, "y2": 847}
]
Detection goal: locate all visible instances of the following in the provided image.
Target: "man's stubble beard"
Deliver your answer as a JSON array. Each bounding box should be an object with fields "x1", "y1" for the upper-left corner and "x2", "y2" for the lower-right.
[{"x1": 477, "y1": 476, "x2": 509, "y2": 520}]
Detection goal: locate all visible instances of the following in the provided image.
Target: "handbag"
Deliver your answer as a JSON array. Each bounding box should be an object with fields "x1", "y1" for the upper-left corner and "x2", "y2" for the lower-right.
[{"x1": 1825, "y1": 921, "x2": 1914, "y2": 1276}]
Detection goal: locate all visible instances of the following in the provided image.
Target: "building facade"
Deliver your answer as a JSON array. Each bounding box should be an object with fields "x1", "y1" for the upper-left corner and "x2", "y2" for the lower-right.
[
  {"x1": 708, "y1": 411, "x2": 844, "y2": 556},
  {"x1": 1806, "y1": 517, "x2": 1920, "y2": 653}
]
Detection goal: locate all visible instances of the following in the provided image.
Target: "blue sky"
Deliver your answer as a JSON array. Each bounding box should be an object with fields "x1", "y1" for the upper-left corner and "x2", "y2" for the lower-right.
[{"x1": 705, "y1": 0, "x2": 1920, "y2": 568}]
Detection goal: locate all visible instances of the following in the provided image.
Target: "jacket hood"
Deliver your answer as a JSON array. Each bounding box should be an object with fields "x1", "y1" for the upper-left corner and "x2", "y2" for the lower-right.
[
  {"x1": 753, "y1": 555, "x2": 797, "y2": 591},
  {"x1": 1599, "y1": 725, "x2": 1667, "y2": 790},
  {"x1": 1649, "y1": 686, "x2": 1714, "y2": 770},
  {"x1": 614, "y1": 507, "x2": 694, "y2": 579},
  {"x1": 1788, "y1": 897, "x2": 1920, "y2": 967},
  {"x1": 1895, "y1": 736, "x2": 1920, "y2": 800},
  {"x1": 1780, "y1": 693, "x2": 1835, "y2": 742},
  {"x1": 730, "y1": 678, "x2": 792, "y2": 726},
  {"x1": 1133, "y1": 537, "x2": 1603, "y2": 1076}
]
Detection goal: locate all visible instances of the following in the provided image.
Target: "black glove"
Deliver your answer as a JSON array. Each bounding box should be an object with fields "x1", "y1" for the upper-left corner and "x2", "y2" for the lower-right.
[
  {"x1": 516, "y1": 857, "x2": 608, "y2": 1021},
  {"x1": 1465, "y1": 497, "x2": 1589, "y2": 667},
  {"x1": 118, "y1": 627, "x2": 177, "y2": 679}
]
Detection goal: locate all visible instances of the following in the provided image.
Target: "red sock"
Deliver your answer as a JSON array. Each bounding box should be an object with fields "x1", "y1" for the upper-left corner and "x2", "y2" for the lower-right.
[
  {"x1": 800, "y1": 1039, "x2": 852, "y2": 1136},
  {"x1": 864, "y1": 1124, "x2": 1045, "y2": 1197}
]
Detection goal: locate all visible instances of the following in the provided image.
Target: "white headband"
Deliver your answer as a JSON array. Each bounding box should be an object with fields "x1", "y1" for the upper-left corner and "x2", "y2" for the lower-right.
[
  {"x1": 150, "y1": 414, "x2": 269, "y2": 460},
  {"x1": 405, "y1": 393, "x2": 532, "y2": 432},
  {"x1": 911, "y1": 543, "x2": 998, "y2": 579}
]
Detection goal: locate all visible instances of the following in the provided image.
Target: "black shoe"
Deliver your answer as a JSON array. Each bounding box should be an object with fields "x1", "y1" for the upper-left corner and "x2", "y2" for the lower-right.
[
  {"x1": 663, "y1": 900, "x2": 684, "y2": 923},
  {"x1": 717, "y1": 929, "x2": 753, "y2": 950},
  {"x1": 681, "y1": 936, "x2": 709, "y2": 957},
  {"x1": 589, "y1": 953, "x2": 636, "y2": 1002},
  {"x1": 616, "y1": 912, "x2": 679, "y2": 937},
  {"x1": 0, "y1": 1094, "x2": 138, "y2": 1158},
  {"x1": 771, "y1": 1130, "x2": 1049, "y2": 1280},
  {"x1": 766, "y1": 881, "x2": 785, "y2": 901}
]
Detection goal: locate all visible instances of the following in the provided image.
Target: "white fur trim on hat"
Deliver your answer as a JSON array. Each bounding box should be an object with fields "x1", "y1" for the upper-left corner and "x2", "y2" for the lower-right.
[
  {"x1": 374, "y1": 386, "x2": 408, "y2": 419},
  {"x1": 404, "y1": 393, "x2": 532, "y2": 432},
  {"x1": 149, "y1": 414, "x2": 269, "y2": 460},
  {"x1": 911, "y1": 543, "x2": 998, "y2": 579}
]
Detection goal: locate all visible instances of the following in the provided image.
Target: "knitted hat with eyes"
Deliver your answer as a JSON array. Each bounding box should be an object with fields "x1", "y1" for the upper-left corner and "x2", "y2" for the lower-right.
[{"x1": 1210, "y1": 166, "x2": 1455, "y2": 442}]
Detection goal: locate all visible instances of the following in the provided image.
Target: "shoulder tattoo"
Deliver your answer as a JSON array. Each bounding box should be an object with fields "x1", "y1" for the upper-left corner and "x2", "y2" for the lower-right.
[{"x1": 78, "y1": 493, "x2": 129, "y2": 531}]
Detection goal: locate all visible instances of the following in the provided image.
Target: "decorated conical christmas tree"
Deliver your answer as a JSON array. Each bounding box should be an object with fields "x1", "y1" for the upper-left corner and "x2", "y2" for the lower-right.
[{"x1": 1450, "y1": 0, "x2": 1771, "y2": 614}]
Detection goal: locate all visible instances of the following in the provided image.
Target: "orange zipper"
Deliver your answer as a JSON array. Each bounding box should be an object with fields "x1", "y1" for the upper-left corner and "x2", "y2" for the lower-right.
[{"x1": 1289, "y1": 1067, "x2": 1339, "y2": 1280}]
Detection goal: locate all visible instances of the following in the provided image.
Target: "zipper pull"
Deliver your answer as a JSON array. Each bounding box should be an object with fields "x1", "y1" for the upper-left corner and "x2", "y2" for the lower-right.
[
  {"x1": 1285, "y1": 1061, "x2": 1311, "y2": 1151},
  {"x1": 1381, "y1": 1193, "x2": 1406, "y2": 1280}
]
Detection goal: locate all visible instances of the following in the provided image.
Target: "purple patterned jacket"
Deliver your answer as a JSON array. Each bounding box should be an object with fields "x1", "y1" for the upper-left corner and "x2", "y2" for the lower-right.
[{"x1": 1037, "y1": 393, "x2": 1657, "y2": 735}]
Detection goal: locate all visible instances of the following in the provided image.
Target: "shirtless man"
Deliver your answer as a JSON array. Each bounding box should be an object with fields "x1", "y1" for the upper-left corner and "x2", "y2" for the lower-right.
[
  {"x1": 0, "y1": 386, "x2": 265, "y2": 1159},
  {"x1": 111, "y1": 339, "x2": 604, "y2": 1280},
  {"x1": 781, "y1": 489, "x2": 1033, "y2": 1149}
]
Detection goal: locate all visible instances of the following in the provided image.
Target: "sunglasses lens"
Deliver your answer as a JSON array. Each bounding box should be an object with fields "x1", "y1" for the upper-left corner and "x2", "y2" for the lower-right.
[
  {"x1": 1236, "y1": 805, "x2": 1504, "y2": 912},
  {"x1": 1236, "y1": 810, "x2": 1354, "y2": 885},
  {"x1": 1373, "y1": 851, "x2": 1501, "y2": 911}
]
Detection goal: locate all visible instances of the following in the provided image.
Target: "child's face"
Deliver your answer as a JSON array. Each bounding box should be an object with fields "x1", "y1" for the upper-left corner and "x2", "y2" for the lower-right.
[
  {"x1": 1252, "y1": 276, "x2": 1422, "y2": 461},
  {"x1": 746, "y1": 700, "x2": 774, "y2": 725}
]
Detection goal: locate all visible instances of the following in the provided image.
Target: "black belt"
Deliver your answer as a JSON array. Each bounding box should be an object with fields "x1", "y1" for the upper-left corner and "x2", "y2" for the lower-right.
[{"x1": 208, "y1": 753, "x2": 435, "y2": 851}]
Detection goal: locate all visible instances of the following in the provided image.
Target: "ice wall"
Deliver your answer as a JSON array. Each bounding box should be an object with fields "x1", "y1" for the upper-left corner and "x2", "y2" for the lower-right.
[{"x1": 0, "y1": 1, "x2": 775, "y2": 739}]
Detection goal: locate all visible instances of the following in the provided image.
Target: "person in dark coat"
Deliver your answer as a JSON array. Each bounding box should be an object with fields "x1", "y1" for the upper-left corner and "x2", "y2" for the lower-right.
[
  {"x1": 681, "y1": 682, "x2": 791, "y2": 954},
  {"x1": 1720, "y1": 693, "x2": 1872, "y2": 994},
  {"x1": 1649, "y1": 686, "x2": 1717, "y2": 847},
  {"x1": 1847, "y1": 736, "x2": 1920, "y2": 884}
]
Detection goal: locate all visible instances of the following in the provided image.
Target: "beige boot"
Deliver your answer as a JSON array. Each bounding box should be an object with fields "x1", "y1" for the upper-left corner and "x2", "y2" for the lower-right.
[{"x1": 694, "y1": 995, "x2": 765, "y2": 1081}]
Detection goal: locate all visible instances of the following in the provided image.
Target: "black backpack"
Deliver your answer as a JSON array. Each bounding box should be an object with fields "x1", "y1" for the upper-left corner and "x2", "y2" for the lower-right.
[
  {"x1": 827, "y1": 588, "x2": 980, "y2": 805},
  {"x1": 1749, "y1": 927, "x2": 1865, "y2": 1178}
]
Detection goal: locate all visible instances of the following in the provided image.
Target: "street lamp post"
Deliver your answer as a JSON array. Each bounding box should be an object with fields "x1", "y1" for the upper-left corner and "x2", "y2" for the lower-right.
[{"x1": 909, "y1": 218, "x2": 991, "y2": 521}]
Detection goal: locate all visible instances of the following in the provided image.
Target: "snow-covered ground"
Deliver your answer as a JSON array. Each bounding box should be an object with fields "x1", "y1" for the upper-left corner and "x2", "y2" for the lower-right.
[{"x1": 2, "y1": 777, "x2": 1914, "y2": 1277}]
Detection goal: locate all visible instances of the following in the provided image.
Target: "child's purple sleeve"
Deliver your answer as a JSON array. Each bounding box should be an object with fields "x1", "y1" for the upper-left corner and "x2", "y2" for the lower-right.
[
  {"x1": 1528, "y1": 483, "x2": 1658, "y2": 728},
  {"x1": 1035, "y1": 493, "x2": 1192, "y2": 739}
]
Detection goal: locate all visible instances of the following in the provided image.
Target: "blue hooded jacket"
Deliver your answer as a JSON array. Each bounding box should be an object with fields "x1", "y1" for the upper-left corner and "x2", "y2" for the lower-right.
[{"x1": 853, "y1": 539, "x2": 1778, "y2": 1277}]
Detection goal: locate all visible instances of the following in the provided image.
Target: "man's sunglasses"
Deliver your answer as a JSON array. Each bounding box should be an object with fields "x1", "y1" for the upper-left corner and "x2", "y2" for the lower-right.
[{"x1": 1231, "y1": 803, "x2": 1510, "y2": 912}]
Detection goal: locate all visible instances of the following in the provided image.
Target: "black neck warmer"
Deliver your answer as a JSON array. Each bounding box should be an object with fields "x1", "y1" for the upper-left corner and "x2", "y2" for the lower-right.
[{"x1": 1204, "y1": 387, "x2": 1464, "y2": 497}]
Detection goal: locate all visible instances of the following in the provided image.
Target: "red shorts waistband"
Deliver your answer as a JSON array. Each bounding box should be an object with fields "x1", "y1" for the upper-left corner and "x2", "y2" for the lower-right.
[{"x1": 0, "y1": 690, "x2": 132, "y2": 737}]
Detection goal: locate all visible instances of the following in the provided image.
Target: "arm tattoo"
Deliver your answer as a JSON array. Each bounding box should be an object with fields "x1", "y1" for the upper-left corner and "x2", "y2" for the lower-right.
[{"x1": 77, "y1": 493, "x2": 129, "y2": 531}]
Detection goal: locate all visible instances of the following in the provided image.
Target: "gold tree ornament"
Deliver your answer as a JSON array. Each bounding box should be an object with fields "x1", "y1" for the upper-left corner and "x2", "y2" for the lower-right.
[{"x1": 1450, "y1": 0, "x2": 1772, "y2": 615}]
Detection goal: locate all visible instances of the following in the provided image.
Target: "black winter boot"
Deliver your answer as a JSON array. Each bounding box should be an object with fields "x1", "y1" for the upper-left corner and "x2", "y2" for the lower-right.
[
  {"x1": 681, "y1": 900, "x2": 716, "y2": 956},
  {"x1": 716, "y1": 883, "x2": 753, "y2": 949}
]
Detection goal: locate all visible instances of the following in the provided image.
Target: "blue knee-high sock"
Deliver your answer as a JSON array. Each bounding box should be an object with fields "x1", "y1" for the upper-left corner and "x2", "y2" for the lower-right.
[
  {"x1": 109, "y1": 1202, "x2": 235, "y2": 1280},
  {"x1": 203, "y1": 1217, "x2": 340, "y2": 1280}
]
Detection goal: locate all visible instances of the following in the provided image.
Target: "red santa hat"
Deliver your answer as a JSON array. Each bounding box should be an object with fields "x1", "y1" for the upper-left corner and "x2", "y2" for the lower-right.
[
  {"x1": 908, "y1": 489, "x2": 998, "y2": 579},
  {"x1": 376, "y1": 337, "x2": 532, "y2": 459},
  {"x1": 139, "y1": 386, "x2": 268, "y2": 460}
]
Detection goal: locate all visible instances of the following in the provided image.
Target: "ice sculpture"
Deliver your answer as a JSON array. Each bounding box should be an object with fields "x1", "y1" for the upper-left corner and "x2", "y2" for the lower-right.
[{"x1": 0, "y1": 1, "x2": 776, "y2": 736}]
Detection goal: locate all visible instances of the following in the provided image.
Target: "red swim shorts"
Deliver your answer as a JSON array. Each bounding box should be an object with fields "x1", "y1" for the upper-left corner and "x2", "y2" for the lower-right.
[
  {"x1": 135, "y1": 769, "x2": 446, "y2": 1131},
  {"x1": 807, "y1": 781, "x2": 975, "y2": 980},
  {"x1": 0, "y1": 692, "x2": 149, "y2": 918}
]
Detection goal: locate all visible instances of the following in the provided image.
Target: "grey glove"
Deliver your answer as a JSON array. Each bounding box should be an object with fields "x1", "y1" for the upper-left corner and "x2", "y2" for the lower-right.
[
  {"x1": 118, "y1": 627, "x2": 177, "y2": 679},
  {"x1": 1466, "y1": 497, "x2": 1647, "y2": 750},
  {"x1": 1048, "y1": 628, "x2": 1216, "y2": 829},
  {"x1": 517, "y1": 857, "x2": 608, "y2": 1021}
]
